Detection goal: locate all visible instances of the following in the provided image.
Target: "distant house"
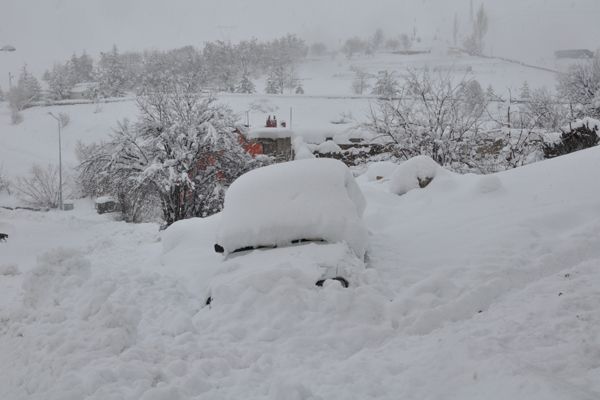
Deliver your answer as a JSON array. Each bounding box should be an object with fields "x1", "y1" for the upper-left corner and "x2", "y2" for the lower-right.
[
  {"x1": 554, "y1": 49, "x2": 594, "y2": 60},
  {"x1": 69, "y1": 82, "x2": 97, "y2": 100},
  {"x1": 241, "y1": 128, "x2": 294, "y2": 161}
]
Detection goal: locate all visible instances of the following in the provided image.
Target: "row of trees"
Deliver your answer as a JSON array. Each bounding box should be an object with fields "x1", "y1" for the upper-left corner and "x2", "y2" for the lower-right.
[
  {"x1": 364, "y1": 52, "x2": 600, "y2": 173},
  {"x1": 341, "y1": 29, "x2": 418, "y2": 59},
  {"x1": 40, "y1": 34, "x2": 308, "y2": 101}
]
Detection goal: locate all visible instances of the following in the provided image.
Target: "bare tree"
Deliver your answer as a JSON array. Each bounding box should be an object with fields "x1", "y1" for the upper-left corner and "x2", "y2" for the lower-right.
[
  {"x1": 364, "y1": 69, "x2": 487, "y2": 169},
  {"x1": 14, "y1": 164, "x2": 61, "y2": 208},
  {"x1": 558, "y1": 52, "x2": 600, "y2": 118},
  {"x1": 350, "y1": 66, "x2": 371, "y2": 95}
]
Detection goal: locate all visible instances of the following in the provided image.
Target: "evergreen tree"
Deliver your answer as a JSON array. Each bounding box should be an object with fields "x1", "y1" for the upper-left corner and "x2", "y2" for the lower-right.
[
  {"x1": 371, "y1": 70, "x2": 399, "y2": 99},
  {"x1": 265, "y1": 66, "x2": 284, "y2": 94},
  {"x1": 44, "y1": 63, "x2": 76, "y2": 100},
  {"x1": 236, "y1": 74, "x2": 256, "y2": 94}
]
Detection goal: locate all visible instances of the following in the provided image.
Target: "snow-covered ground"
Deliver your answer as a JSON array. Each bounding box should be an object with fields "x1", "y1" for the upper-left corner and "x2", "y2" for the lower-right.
[
  {"x1": 1, "y1": 49, "x2": 596, "y2": 399},
  {"x1": 1, "y1": 144, "x2": 600, "y2": 399}
]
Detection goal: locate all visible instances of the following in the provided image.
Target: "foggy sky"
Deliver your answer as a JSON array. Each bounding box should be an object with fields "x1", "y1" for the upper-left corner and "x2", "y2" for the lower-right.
[{"x1": 1, "y1": 0, "x2": 599, "y2": 86}]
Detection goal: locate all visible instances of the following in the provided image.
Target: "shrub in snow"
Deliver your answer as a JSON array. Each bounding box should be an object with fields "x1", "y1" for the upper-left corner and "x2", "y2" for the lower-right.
[
  {"x1": 364, "y1": 69, "x2": 487, "y2": 171},
  {"x1": 543, "y1": 118, "x2": 600, "y2": 159},
  {"x1": 389, "y1": 155, "x2": 444, "y2": 196},
  {"x1": 13, "y1": 164, "x2": 61, "y2": 208},
  {"x1": 216, "y1": 158, "x2": 368, "y2": 258}
]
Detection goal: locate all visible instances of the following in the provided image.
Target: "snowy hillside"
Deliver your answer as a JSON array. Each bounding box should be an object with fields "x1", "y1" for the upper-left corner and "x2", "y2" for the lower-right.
[
  {"x1": 0, "y1": 49, "x2": 559, "y2": 180},
  {"x1": 1, "y1": 145, "x2": 599, "y2": 399}
]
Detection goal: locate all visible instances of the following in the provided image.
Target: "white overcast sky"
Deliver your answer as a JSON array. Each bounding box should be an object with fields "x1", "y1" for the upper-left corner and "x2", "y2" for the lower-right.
[{"x1": 0, "y1": 0, "x2": 599, "y2": 85}]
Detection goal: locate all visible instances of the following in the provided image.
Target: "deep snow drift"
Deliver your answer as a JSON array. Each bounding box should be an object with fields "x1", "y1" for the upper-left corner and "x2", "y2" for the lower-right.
[{"x1": 1, "y1": 146, "x2": 600, "y2": 399}]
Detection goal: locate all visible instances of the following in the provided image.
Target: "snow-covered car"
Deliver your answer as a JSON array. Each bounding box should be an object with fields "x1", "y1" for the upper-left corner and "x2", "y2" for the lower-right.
[{"x1": 211, "y1": 158, "x2": 368, "y2": 294}]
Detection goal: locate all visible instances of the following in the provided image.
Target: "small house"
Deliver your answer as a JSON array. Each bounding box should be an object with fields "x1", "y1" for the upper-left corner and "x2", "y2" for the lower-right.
[{"x1": 242, "y1": 128, "x2": 294, "y2": 161}]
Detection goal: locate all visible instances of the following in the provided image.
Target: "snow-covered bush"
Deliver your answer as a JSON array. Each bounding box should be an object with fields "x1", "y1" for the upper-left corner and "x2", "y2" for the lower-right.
[
  {"x1": 79, "y1": 73, "x2": 267, "y2": 226},
  {"x1": 389, "y1": 156, "x2": 445, "y2": 196},
  {"x1": 13, "y1": 164, "x2": 61, "y2": 208},
  {"x1": 216, "y1": 158, "x2": 368, "y2": 258},
  {"x1": 543, "y1": 118, "x2": 600, "y2": 159}
]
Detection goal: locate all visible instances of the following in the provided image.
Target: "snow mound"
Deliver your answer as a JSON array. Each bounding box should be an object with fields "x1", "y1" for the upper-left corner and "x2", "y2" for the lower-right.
[
  {"x1": 389, "y1": 155, "x2": 446, "y2": 195},
  {"x1": 292, "y1": 136, "x2": 315, "y2": 160},
  {"x1": 474, "y1": 174, "x2": 504, "y2": 194},
  {"x1": 216, "y1": 158, "x2": 368, "y2": 258},
  {"x1": 363, "y1": 161, "x2": 399, "y2": 182},
  {"x1": 316, "y1": 140, "x2": 342, "y2": 154}
]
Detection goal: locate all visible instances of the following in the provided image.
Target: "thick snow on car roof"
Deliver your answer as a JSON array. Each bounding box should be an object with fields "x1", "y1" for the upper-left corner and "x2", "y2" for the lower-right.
[{"x1": 216, "y1": 158, "x2": 368, "y2": 258}]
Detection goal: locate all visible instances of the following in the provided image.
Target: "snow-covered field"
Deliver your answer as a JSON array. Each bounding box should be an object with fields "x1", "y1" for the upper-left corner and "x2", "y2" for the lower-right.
[
  {"x1": 1, "y1": 143, "x2": 600, "y2": 399},
  {"x1": 0, "y1": 51, "x2": 559, "y2": 180}
]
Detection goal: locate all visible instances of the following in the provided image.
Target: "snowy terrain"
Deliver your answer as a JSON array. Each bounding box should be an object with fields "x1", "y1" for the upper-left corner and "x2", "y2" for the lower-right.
[
  {"x1": 1, "y1": 140, "x2": 600, "y2": 399},
  {"x1": 2, "y1": 47, "x2": 599, "y2": 399}
]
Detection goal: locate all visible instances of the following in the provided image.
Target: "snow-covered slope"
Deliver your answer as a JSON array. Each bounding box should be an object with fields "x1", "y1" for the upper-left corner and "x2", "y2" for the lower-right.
[{"x1": 1, "y1": 146, "x2": 599, "y2": 399}]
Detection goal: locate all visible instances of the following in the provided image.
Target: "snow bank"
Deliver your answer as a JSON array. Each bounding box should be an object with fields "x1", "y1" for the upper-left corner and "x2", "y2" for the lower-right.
[
  {"x1": 363, "y1": 161, "x2": 399, "y2": 182},
  {"x1": 292, "y1": 136, "x2": 315, "y2": 160},
  {"x1": 216, "y1": 158, "x2": 368, "y2": 258},
  {"x1": 316, "y1": 140, "x2": 342, "y2": 154},
  {"x1": 567, "y1": 117, "x2": 600, "y2": 133},
  {"x1": 389, "y1": 155, "x2": 446, "y2": 195}
]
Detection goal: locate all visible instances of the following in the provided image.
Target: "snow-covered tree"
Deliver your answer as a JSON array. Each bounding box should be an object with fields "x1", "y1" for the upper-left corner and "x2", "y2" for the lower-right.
[
  {"x1": 370, "y1": 29, "x2": 385, "y2": 51},
  {"x1": 351, "y1": 66, "x2": 371, "y2": 95},
  {"x1": 400, "y1": 34, "x2": 413, "y2": 51},
  {"x1": 342, "y1": 37, "x2": 367, "y2": 59},
  {"x1": 44, "y1": 63, "x2": 76, "y2": 100},
  {"x1": 70, "y1": 52, "x2": 94, "y2": 83},
  {"x1": 97, "y1": 45, "x2": 127, "y2": 98},
  {"x1": 8, "y1": 65, "x2": 42, "y2": 113},
  {"x1": 371, "y1": 70, "x2": 399, "y2": 99},
  {"x1": 265, "y1": 65, "x2": 286, "y2": 94},
  {"x1": 80, "y1": 72, "x2": 263, "y2": 225},
  {"x1": 464, "y1": 3, "x2": 489, "y2": 55},
  {"x1": 236, "y1": 74, "x2": 256, "y2": 94},
  {"x1": 558, "y1": 52, "x2": 600, "y2": 118},
  {"x1": 364, "y1": 69, "x2": 487, "y2": 170}
]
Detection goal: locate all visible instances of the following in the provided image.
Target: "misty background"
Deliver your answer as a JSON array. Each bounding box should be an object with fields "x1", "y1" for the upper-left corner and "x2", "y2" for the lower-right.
[{"x1": 1, "y1": 0, "x2": 599, "y2": 87}]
